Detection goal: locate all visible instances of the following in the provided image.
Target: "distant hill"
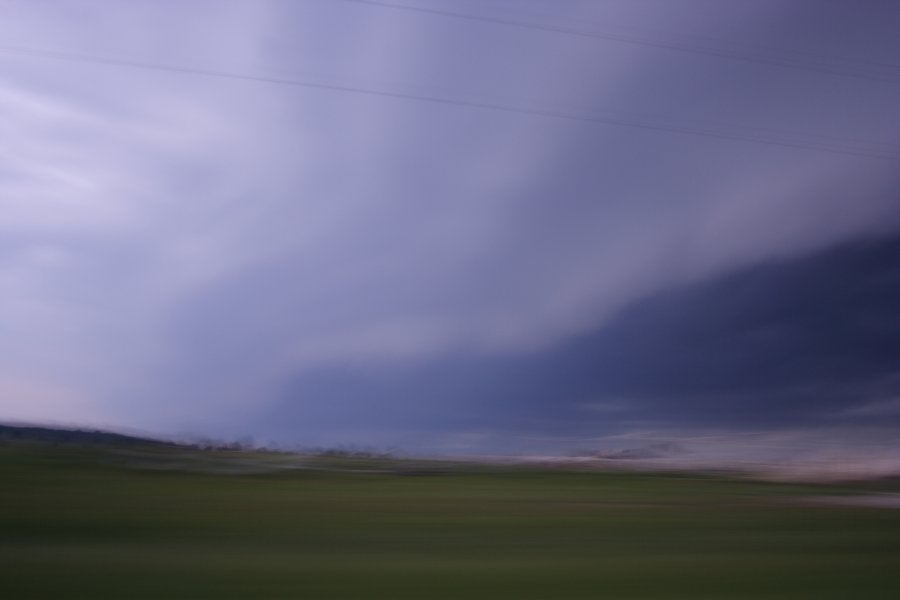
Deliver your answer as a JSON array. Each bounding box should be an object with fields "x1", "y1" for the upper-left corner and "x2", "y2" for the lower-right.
[{"x1": 0, "y1": 423, "x2": 173, "y2": 447}]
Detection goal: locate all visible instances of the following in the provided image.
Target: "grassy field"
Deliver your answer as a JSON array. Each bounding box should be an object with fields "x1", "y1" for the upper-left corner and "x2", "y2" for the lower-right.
[{"x1": 2, "y1": 444, "x2": 900, "y2": 599}]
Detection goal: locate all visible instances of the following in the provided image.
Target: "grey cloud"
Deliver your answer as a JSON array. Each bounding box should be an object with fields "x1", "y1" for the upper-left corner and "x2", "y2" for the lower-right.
[
  {"x1": 0, "y1": 1, "x2": 898, "y2": 444},
  {"x1": 247, "y1": 232, "x2": 900, "y2": 449}
]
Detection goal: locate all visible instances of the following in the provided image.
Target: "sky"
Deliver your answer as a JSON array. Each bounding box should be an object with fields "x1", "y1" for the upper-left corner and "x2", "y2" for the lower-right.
[{"x1": 1, "y1": 0, "x2": 900, "y2": 454}]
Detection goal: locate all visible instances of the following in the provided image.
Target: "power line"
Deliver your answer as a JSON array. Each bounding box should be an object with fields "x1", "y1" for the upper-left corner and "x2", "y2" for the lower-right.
[
  {"x1": 462, "y1": 0, "x2": 900, "y2": 73},
  {"x1": 339, "y1": 0, "x2": 900, "y2": 86},
  {"x1": 338, "y1": 0, "x2": 900, "y2": 152},
  {"x1": 1, "y1": 43, "x2": 898, "y2": 161},
  {"x1": 630, "y1": 112, "x2": 900, "y2": 154},
  {"x1": 523, "y1": 6, "x2": 900, "y2": 73}
]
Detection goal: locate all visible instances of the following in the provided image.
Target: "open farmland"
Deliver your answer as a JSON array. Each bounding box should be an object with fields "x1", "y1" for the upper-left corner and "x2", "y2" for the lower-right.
[{"x1": 2, "y1": 443, "x2": 900, "y2": 599}]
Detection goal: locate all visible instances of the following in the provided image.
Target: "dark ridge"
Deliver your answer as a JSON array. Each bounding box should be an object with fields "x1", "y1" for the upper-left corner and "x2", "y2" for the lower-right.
[{"x1": 0, "y1": 423, "x2": 174, "y2": 447}]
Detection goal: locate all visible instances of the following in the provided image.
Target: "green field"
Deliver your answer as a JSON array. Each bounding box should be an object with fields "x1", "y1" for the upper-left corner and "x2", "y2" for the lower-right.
[{"x1": 2, "y1": 444, "x2": 900, "y2": 599}]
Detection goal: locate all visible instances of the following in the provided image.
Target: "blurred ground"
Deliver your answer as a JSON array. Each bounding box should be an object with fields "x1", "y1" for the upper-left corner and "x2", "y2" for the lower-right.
[{"x1": 2, "y1": 442, "x2": 900, "y2": 599}]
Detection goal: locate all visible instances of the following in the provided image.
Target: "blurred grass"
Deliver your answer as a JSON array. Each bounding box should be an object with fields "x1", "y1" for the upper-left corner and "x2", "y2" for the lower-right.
[{"x1": 2, "y1": 444, "x2": 900, "y2": 599}]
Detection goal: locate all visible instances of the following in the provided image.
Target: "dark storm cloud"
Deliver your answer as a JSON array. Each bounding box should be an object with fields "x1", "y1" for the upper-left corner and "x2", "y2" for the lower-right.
[
  {"x1": 253, "y1": 232, "x2": 900, "y2": 447},
  {"x1": 549, "y1": 232, "x2": 900, "y2": 426}
]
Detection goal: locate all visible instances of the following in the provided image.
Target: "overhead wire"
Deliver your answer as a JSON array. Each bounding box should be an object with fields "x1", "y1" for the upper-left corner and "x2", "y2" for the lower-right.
[
  {"x1": 503, "y1": 3, "x2": 900, "y2": 73},
  {"x1": 1, "y1": 43, "x2": 899, "y2": 161},
  {"x1": 339, "y1": 0, "x2": 900, "y2": 86}
]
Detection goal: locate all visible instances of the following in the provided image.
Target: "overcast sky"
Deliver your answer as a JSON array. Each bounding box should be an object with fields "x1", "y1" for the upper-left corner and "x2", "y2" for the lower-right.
[{"x1": 2, "y1": 0, "x2": 900, "y2": 452}]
